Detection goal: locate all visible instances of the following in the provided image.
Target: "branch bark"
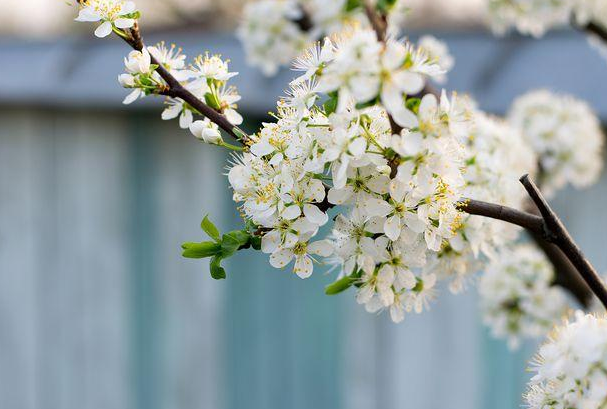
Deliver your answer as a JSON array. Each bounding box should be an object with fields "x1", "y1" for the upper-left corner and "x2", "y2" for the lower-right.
[
  {"x1": 519, "y1": 174, "x2": 607, "y2": 309},
  {"x1": 582, "y1": 21, "x2": 607, "y2": 44}
]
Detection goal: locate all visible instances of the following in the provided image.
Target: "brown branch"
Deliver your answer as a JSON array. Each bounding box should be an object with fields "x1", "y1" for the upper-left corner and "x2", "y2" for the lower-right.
[
  {"x1": 117, "y1": 24, "x2": 249, "y2": 143},
  {"x1": 362, "y1": 0, "x2": 388, "y2": 42},
  {"x1": 457, "y1": 198, "x2": 544, "y2": 234},
  {"x1": 581, "y1": 21, "x2": 607, "y2": 44},
  {"x1": 520, "y1": 175, "x2": 607, "y2": 309}
]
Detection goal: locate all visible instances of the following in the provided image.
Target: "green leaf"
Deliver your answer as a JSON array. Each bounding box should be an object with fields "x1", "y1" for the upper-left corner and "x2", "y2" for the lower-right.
[
  {"x1": 210, "y1": 255, "x2": 226, "y2": 280},
  {"x1": 325, "y1": 274, "x2": 357, "y2": 295},
  {"x1": 201, "y1": 215, "x2": 221, "y2": 242},
  {"x1": 355, "y1": 97, "x2": 380, "y2": 110},
  {"x1": 250, "y1": 235, "x2": 262, "y2": 251},
  {"x1": 204, "y1": 93, "x2": 222, "y2": 110},
  {"x1": 344, "y1": 0, "x2": 362, "y2": 12},
  {"x1": 232, "y1": 127, "x2": 249, "y2": 141},
  {"x1": 221, "y1": 231, "x2": 251, "y2": 257},
  {"x1": 405, "y1": 97, "x2": 422, "y2": 114},
  {"x1": 323, "y1": 91, "x2": 338, "y2": 115},
  {"x1": 181, "y1": 241, "x2": 221, "y2": 258},
  {"x1": 377, "y1": 0, "x2": 397, "y2": 13}
]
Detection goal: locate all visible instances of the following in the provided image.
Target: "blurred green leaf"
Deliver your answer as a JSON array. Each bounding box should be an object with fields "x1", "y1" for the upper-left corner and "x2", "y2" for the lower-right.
[
  {"x1": 181, "y1": 241, "x2": 221, "y2": 258},
  {"x1": 210, "y1": 255, "x2": 226, "y2": 280},
  {"x1": 201, "y1": 215, "x2": 221, "y2": 242},
  {"x1": 325, "y1": 275, "x2": 357, "y2": 295}
]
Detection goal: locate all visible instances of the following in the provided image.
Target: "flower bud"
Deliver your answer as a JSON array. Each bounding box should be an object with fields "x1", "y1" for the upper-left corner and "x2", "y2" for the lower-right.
[{"x1": 190, "y1": 119, "x2": 223, "y2": 145}]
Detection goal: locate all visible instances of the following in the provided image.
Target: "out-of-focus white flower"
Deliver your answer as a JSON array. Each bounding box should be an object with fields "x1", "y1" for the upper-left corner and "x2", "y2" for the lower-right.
[
  {"x1": 237, "y1": 0, "x2": 311, "y2": 76},
  {"x1": 508, "y1": 89, "x2": 604, "y2": 198},
  {"x1": 427, "y1": 110, "x2": 538, "y2": 293},
  {"x1": 479, "y1": 243, "x2": 570, "y2": 349},
  {"x1": 487, "y1": 0, "x2": 607, "y2": 39},
  {"x1": 75, "y1": 0, "x2": 137, "y2": 38},
  {"x1": 487, "y1": 0, "x2": 573, "y2": 37},
  {"x1": 418, "y1": 35, "x2": 454, "y2": 84},
  {"x1": 525, "y1": 311, "x2": 607, "y2": 409},
  {"x1": 190, "y1": 119, "x2": 223, "y2": 145}
]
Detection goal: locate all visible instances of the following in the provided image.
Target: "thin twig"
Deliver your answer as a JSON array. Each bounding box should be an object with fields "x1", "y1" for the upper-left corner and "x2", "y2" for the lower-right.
[
  {"x1": 520, "y1": 174, "x2": 607, "y2": 309},
  {"x1": 581, "y1": 21, "x2": 607, "y2": 44}
]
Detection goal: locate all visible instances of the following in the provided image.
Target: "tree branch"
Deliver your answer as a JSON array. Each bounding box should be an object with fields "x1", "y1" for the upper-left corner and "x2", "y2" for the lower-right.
[
  {"x1": 520, "y1": 174, "x2": 607, "y2": 309},
  {"x1": 457, "y1": 198, "x2": 544, "y2": 234},
  {"x1": 121, "y1": 23, "x2": 249, "y2": 143},
  {"x1": 582, "y1": 21, "x2": 607, "y2": 44}
]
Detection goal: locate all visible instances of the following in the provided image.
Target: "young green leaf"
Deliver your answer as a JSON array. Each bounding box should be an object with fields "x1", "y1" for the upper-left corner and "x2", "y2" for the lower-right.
[
  {"x1": 221, "y1": 231, "x2": 251, "y2": 257},
  {"x1": 201, "y1": 215, "x2": 221, "y2": 242},
  {"x1": 181, "y1": 241, "x2": 221, "y2": 258},
  {"x1": 325, "y1": 275, "x2": 357, "y2": 295},
  {"x1": 210, "y1": 255, "x2": 227, "y2": 280}
]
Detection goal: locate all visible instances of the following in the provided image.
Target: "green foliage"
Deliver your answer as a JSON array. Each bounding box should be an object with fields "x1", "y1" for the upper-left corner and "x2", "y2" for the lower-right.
[
  {"x1": 377, "y1": 0, "x2": 398, "y2": 13},
  {"x1": 181, "y1": 215, "x2": 261, "y2": 279},
  {"x1": 323, "y1": 91, "x2": 339, "y2": 115},
  {"x1": 201, "y1": 215, "x2": 221, "y2": 241},
  {"x1": 325, "y1": 270, "x2": 362, "y2": 295},
  {"x1": 405, "y1": 97, "x2": 422, "y2": 114},
  {"x1": 344, "y1": 0, "x2": 362, "y2": 12}
]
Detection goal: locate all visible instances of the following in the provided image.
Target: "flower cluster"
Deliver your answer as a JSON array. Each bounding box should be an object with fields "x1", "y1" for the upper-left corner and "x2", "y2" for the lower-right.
[
  {"x1": 75, "y1": 1, "x2": 243, "y2": 145},
  {"x1": 426, "y1": 111, "x2": 537, "y2": 293},
  {"x1": 237, "y1": 0, "x2": 421, "y2": 76},
  {"x1": 508, "y1": 90, "x2": 604, "y2": 198},
  {"x1": 478, "y1": 243, "x2": 569, "y2": 349},
  {"x1": 228, "y1": 29, "x2": 478, "y2": 322},
  {"x1": 487, "y1": 0, "x2": 607, "y2": 37},
  {"x1": 525, "y1": 311, "x2": 607, "y2": 409}
]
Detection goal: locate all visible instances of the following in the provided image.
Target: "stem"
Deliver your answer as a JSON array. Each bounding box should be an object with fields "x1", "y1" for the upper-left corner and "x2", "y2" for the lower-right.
[
  {"x1": 519, "y1": 174, "x2": 607, "y2": 309},
  {"x1": 121, "y1": 23, "x2": 249, "y2": 144},
  {"x1": 456, "y1": 198, "x2": 544, "y2": 234},
  {"x1": 576, "y1": 20, "x2": 607, "y2": 44}
]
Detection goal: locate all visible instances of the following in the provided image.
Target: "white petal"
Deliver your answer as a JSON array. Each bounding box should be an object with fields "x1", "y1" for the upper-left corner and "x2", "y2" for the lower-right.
[
  {"x1": 261, "y1": 230, "x2": 281, "y2": 254},
  {"x1": 348, "y1": 137, "x2": 366, "y2": 157},
  {"x1": 384, "y1": 215, "x2": 402, "y2": 241},
  {"x1": 293, "y1": 256, "x2": 313, "y2": 279},
  {"x1": 114, "y1": 18, "x2": 134, "y2": 29},
  {"x1": 308, "y1": 240, "x2": 333, "y2": 257},
  {"x1": 282, "y1": 205, "x2": 301, "y2": 220},
  {"x1": 122, "y1": 89, "x2": 140, "y2": 104},
  {"x1": 327, "y1": 186, "x2": 354, "y2": 205},
  {"x1": 269, "y1": 249, "x2": 294, "y2": 268},
  {"x1": 362, "y1": 197, "x2": 392, "y2": 217},
  {"x1": 94, "y1": 21, "x2": 113, "y2": 38},
  {"x1": 390, "y1": 303, "x2": 405, "y2": 323},
  {"x1": 303, "y1": 204, "x2": 328, "y2": 226},
  {"x1": 393, "y1": 71, "x2": 425, "y2": 95},
  {"x1": 225, "y1": 109, "x2": 243, "y2": 125},
  {"x1": 250, "y1": 140, "x2": 275, "y2": 157},
  {"x1": 161, "y1": 104, "x2": 181, "y2": 120},
  {"x1": 179, "y1": 110, "x2": 193, "y2": 129}
]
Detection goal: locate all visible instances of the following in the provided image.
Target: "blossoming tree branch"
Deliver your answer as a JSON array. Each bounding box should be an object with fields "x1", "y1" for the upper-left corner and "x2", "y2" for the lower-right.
[{"x1": 75, "y1": 0, "x2": 607, "y2": 407}]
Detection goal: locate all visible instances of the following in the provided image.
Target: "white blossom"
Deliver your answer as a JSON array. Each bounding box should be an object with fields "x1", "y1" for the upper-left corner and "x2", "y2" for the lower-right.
[
  {"x1": 525, "y1": 311, "x2": 607, "y2": 409},
  {"x1": 190, "y1": 119, "x2": 223, "y2": 145},
  {"x1": 508, "y1": 89, "x2": 604, "y2": 198},
  {"x1": 479, "y1": 243, "x2": 570, "y2": 349},
  {"x1": 418, "y1": 35, "x2": 454, "y2": 84},
  {"x1": 75, "y1": 0, "x2": 137, "y2": 38}
]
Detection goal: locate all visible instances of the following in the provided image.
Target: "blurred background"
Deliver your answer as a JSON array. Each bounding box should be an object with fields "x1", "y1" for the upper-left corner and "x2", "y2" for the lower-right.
[{"x1": 1, "y1": 1, "x2": 607, "y2": 409}]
